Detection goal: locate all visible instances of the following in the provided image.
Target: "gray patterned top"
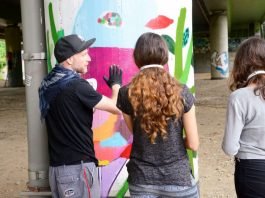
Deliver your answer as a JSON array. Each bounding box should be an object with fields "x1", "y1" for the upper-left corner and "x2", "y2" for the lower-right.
[{"x1": 117, "y1": 84, "x2": 195, "y2": 186}]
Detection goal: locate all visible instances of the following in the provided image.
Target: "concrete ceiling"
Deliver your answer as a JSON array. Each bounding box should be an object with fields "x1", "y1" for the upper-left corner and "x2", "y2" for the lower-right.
[
  {"x1": 0, "y1": 0, "x2": 265, "y2": 38},
  {"x1": 0, "y1": 0, "x2": 21, "y2": 24},
  {"x1": 229, "y1": 0, "x2": 265, "y2": 25},
  {"x1": 0, "y1": 0, "x2": 21, "y2": 38},
  {"x1": 193, "y1": 0, "x2": 265, "y2": 33}
]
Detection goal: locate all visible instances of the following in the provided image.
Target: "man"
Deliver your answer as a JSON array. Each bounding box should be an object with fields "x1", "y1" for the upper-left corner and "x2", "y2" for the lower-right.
[{"x1": 39, "y1": 34, "x2": 122, "y2": 198}]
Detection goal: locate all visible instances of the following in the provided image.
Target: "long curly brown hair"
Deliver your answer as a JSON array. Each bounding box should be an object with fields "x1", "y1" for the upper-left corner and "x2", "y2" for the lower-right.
[
  {"x1": 128, "y1": 32, "x2": 184, "y2": 144},
  {"x1": 230, "y1": 36, "x2": 265, "y2": 99}
]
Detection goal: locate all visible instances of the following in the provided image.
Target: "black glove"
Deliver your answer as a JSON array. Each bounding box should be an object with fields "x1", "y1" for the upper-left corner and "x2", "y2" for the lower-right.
[{"x1": 103, "y1": 65, "x2": 122, "y2": 88}]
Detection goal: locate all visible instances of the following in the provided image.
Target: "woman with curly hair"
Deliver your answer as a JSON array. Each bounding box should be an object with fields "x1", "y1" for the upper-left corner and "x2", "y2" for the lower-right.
[
  {"x1": 222, "y1": 37, "x2": 265, "y2": 197},
  {"x1": 117, "y1": 32, "x2": 199, "y2": 197}
]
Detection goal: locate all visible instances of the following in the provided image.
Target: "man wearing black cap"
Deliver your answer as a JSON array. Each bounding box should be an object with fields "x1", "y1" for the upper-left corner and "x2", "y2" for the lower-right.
[{"x1": 39, "y1": 34, "x2": 122, "y2": 198}]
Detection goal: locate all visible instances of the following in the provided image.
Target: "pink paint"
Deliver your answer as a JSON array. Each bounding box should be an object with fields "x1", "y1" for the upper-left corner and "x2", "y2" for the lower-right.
[{"x1": 83, "y1": 47, "x2": 139, "y2": 97}]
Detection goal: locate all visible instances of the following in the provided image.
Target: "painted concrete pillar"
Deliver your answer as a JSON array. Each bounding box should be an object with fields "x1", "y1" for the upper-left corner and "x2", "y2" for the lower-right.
[
  {"x1": 44, "y1": 0, "x2": 196, "y2": 197},
  {"x1": 210, "y1": 12, "x2": 229, "y2": 79},
  {"x1": 4, "y1": 25, "x2": 23, "y2": 87},
  {"x1": 20, "y1": 0, "x2": 49, "y2": 196}
]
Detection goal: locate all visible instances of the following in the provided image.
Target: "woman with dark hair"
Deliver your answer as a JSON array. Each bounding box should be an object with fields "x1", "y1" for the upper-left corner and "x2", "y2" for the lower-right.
[
  {"x1": 117, "y1": 32, "x2": 199, "y2": 197},
  {"x1": 222, "y1": 36, "x2": 265, "y2": 197}
]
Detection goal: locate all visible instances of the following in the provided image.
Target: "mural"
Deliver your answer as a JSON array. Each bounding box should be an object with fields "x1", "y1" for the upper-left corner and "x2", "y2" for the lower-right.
[
  {"x1": 44, "y1": 0, "x2": 195, "y2": 197},
  {"x1": 211, "y1": 51, "x2": 229, "y2": 77},
  {"x1": 194, "y1": 37, "x2": 247, "y2": 53},
  {"x1": 194, "y1": 37, "x2": 210, "y2": 54},
  {"x1": 228, "y1": 37, "x2": 246, "y2": 52}
]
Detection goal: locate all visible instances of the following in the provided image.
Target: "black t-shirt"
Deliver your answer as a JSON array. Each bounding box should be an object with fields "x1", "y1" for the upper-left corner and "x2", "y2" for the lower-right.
[
  {"x1": 45, "y1": 78, "x2": 102, "y2": 166},
  {"x1": 117, "y1": 84, "x2": 195, "y2": 186}
]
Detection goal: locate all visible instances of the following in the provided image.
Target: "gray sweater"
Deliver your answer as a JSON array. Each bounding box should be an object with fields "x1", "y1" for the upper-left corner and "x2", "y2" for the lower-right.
[{"x1": 222, "y1": 87, "x2": 265, "y2": 159}]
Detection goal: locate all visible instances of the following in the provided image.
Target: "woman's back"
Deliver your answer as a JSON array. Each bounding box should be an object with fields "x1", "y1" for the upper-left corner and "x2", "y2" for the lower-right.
[
  {"x1": 117, "y1": 85, "x2": 195, "y2": 186},
  {"x1": 117, "y1": 32, "x2": 199, "y2": 197},
  {"x1": 223, "y1": 86, "x2": 265, "y2": 159}
]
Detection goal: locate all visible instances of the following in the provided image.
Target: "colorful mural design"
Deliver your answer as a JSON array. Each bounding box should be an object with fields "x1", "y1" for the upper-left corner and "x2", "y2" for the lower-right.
[
  {"x1": 44, "y1": 0, "x2": 195, "y2": 197},
  {"x1": 98, "y1": 12, "x2": 122, "y2": 28},
  {"x1": 211, "y1": 51, "x2": 229, "y2": 76}
]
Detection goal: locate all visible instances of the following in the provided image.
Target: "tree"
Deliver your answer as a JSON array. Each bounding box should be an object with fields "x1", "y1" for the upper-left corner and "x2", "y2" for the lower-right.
[{"x1": 0, "y1": 40, "x2": 7, "y2": 70}]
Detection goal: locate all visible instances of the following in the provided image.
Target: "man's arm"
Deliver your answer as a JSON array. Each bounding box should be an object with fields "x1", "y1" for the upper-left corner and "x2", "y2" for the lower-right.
[
  {"x1": 94, "y1": 65, "x2": 122, "y2": 114},
  {"x1": 94, "y1": 84, "x2": 121, "y2": 114}
]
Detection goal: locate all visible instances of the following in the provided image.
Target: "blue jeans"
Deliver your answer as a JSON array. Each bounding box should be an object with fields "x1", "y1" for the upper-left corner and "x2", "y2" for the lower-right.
[
  {"x1": 235, "y1": 158, "x2": 265, "y2": 198},
  {"x1": 129, "y1": 175, "x2": 199, "y2": 198}
]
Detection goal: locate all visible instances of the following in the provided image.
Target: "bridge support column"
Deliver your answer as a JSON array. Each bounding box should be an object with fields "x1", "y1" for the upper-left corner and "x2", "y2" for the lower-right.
[
  {"x1": 5, "y1": 25, "x2": 23, "y2": 87},
  {"x1": 209, "y1": 12, "x2": 229, "y2": 79},
  {"x1": 21, "y1": 0, "x2": 50, "y2": 196}
]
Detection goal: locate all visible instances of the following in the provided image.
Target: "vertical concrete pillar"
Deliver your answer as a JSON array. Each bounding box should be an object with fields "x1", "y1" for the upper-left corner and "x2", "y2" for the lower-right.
[
  {"x1": 4, "y1": 25, "x2": 23, "y2": 86},
  {"x1": 209, "y1": 12, "x2": 229, "y2": 79},
  {"x1": 20, "y1": 0, "x2": 49, "y2": 196}
]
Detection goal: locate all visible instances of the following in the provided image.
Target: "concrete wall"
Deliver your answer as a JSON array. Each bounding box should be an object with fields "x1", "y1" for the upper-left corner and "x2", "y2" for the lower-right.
[
  {"x1": 193, "y1": 37, "x2": 211, "y2": 73},
  {"x1": 194, "y1": 52, "x2": 211, "y2": 73}
]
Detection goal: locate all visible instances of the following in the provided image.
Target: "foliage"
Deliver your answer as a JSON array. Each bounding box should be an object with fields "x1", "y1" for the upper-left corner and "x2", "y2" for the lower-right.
[{"x1": 0, "y1": 40, "x2": 7, "y2": 70}]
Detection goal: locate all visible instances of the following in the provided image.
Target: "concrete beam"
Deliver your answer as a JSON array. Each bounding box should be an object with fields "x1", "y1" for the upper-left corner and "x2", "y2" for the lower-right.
[
  {"x1": 195, "y1": 0, "x2": 210, "y2": 25},
  {"x1": 0, "y1": 3, "x2": 21, "y2": 24}
]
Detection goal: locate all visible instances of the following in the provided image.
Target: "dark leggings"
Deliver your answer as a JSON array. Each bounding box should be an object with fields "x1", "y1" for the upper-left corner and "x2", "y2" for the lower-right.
[{"x1": 235, "y1": 158, "x2": 265, "y2": 198}]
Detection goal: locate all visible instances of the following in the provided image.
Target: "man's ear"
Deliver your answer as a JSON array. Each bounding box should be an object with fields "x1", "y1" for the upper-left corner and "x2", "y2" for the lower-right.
[{"x1": 66, "y1": 57, "x2": 73, "y2": 65}]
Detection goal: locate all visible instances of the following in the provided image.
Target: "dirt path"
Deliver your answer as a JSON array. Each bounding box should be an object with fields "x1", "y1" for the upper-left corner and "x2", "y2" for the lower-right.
[
  {"x1": 195, "y1": 74, "x2": 236, "y2": 197},
  {"x1": 0, "y1": 84, "x2": 28, "y2": 198},
  {"x1": 0, "y1": 74, "x2": 237, "y2": 197}
]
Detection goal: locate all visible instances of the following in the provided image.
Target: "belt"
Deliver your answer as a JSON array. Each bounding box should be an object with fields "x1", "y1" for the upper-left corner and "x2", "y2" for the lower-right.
[{"x1": 70, "y1": 159, "x2": 92, "y2": 165}]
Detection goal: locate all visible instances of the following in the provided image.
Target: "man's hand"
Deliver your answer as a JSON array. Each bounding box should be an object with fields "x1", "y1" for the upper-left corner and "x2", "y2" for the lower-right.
[{"x1": 103, "y1": 65, "x2": 122, "y2": 88}]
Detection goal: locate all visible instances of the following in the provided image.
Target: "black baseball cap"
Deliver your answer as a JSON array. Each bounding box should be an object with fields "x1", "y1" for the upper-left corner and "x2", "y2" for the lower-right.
[{"x1": 54, "y1": 34, "x2": 96, "y2": 63}]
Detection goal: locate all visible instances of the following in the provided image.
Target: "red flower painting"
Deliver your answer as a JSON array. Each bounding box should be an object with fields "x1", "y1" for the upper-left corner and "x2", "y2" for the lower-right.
[{"x1": 145, "y1": 15, "x2": 174, "y2": 29}]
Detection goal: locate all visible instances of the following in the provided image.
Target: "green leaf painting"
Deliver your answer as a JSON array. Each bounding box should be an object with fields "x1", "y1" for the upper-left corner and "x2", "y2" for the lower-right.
[
  {"x1": 162, "y1": 34, "x2": 175, "y2": 55},
  {"x1": 47, "y1": 2, "x2": 64, "y2": 72},
  {"x1": 162, "y1": 8, "x2": 194, "y2": 86},
  {"x1": 116, "y1": 181, "x2": 129, "y2": 198}
]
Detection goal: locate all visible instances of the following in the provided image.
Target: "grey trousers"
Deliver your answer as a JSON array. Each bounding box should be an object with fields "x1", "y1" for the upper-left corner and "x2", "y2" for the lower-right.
[{"x1": 49, "y1": 162, "x2": 100, "y2": 198}]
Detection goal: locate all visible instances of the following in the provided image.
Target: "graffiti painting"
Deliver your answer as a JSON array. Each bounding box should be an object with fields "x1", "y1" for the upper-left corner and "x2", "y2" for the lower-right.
[{"x1": 211, "y1": 51, "x2": 229, "y2": 77}]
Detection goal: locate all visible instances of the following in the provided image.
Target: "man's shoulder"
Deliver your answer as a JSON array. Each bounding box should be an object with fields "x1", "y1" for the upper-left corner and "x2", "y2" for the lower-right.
[
  {"x1": 67, "y1": 78, "x2": 88, "y2": 87},
  {"x1": 62, "y1": 78, "x2": 94, "y2": 94}
]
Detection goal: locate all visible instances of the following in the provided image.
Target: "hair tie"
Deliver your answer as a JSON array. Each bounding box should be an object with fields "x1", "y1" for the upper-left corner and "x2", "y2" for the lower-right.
[
  {"x1": 140, "y1": 64, "x2": 164, "y2": 70},
  {"x1": 247, "y1": 70, "x2": 265, "y2": 81}
]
